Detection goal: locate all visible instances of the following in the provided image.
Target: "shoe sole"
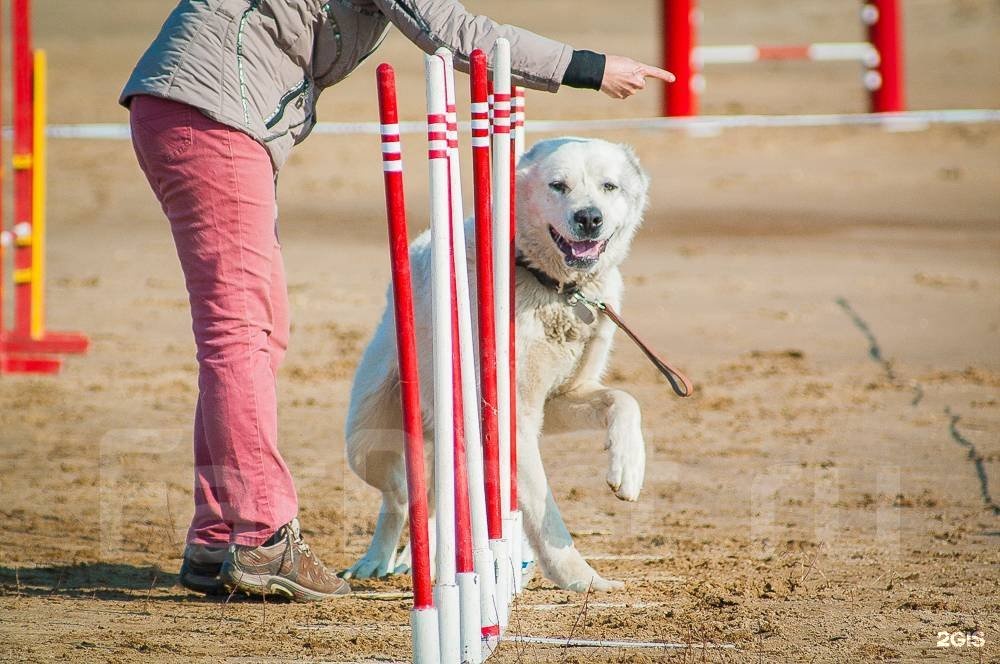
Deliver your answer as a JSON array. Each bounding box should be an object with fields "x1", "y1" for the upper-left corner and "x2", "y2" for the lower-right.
[
  {"x1": 221, "y1": 567, "x2": 350, "y2": 602},
  {"x1": 179, "y1": 573, "x2": 227, "y2": 596}
]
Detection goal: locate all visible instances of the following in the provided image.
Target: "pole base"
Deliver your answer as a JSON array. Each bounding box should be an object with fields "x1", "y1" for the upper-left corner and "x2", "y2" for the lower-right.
[
  {"x1": 0, "y1": 351, "x2": 62, "y2": 374},
  {"x1": 410, "y1": 607, "x2": 441, "y2": 664},
  {"x1": 457, "y1": 572, "x2": 483, "y2": 663},
  {"x1": 489, "y1": 538, "x2": 511, "y2": 633},
  {"x1": 2, "y1": 330, "x2": 89, "y2": 355},
  {"x1": 433, "y1": 582, "x2": 462, "y2": 664},
  {"x1": 510, "y1": 510, "x2": 524, "y2": 594},
  {"x1": 481, "y1": 633, "x2": 500, "y2": 660}
]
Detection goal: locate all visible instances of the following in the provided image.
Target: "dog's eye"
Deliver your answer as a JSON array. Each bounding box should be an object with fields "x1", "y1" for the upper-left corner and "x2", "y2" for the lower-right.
[
  {"x1": 603, "y1": 182, "x2": 619, "y2": 193},
  {"x1": 549, "y1": 181, "x2": 569, "y2": 194}
]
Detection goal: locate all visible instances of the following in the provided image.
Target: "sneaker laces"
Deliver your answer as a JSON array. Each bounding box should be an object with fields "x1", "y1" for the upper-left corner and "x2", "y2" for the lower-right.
[{"x1": 288, "y1": 518, "x2": 314, "y2": 559}]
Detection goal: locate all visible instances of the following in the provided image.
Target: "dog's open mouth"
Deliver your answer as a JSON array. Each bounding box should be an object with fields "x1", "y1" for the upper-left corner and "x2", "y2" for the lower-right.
[{"x1": 549, "y1": 226, "x2": 609, "y2": 266}]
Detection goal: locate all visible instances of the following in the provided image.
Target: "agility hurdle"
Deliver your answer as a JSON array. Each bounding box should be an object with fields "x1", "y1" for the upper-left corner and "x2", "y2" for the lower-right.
[
  {"x1": 378, "y1": 39, "x2": 527, "y2": 663},
  {"x1": 0, "y1": 0, "x2": 89, "y2": 374},
  {"x1": 661, "y1": 0, "x2": 905, "y2": 116}
]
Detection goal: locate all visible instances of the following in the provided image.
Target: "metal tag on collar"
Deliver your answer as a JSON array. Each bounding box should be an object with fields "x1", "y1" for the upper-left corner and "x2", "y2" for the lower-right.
[
  {"x1": 573, "y1": 300, "x2": 596, "y2": 324},
  {"x1": 566, "y1": 291, "x2": 602, "y2": 325}
]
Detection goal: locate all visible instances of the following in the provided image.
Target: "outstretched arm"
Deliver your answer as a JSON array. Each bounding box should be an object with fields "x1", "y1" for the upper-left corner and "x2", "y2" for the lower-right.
[
  {"x1": 373, "y1": 0, "x2": 573, "y2": 91},
  {"x1": 374, "y1": 0, "x2": 672, "y2": 98}
]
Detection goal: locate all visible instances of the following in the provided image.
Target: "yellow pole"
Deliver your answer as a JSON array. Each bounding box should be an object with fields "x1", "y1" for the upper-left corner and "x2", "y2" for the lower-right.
[{"x1": 30, "y1": 49, "x2": 46, "y2": 340}]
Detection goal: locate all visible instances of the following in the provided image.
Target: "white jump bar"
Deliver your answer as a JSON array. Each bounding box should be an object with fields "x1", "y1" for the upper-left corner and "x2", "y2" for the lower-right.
[{"x1": 694, "y1": 42, "x2": 879, "y2": 66}]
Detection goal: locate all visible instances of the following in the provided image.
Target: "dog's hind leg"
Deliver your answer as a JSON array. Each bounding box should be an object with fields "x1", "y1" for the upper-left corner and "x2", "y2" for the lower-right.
[
  {"x1": 343, "y1": 322, "x2": 409, "y2": 579},
  {"x1": 392, "y1": 511, "x2": 436, "y2": 578},
  {"x1": 343, "y1": 387, "x2": 409, "y2": 578},
  {"x1": 517, "y1": 404, "x2": 623, "y2": 592}
]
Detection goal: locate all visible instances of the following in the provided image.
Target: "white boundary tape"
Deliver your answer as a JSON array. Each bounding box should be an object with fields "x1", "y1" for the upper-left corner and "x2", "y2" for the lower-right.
[
  {"x1": 520, "y1": 601, "x2": 668, "y2": 611},
  {"x1": 585, "y1": 553, "x2": 668, "y2": 561},
  {"x1": 22, "y1": 109, "x2": 1000, "y2": 140},
  {"x1": 506, "y1": 635, "x2": 736, "y2": 650}
]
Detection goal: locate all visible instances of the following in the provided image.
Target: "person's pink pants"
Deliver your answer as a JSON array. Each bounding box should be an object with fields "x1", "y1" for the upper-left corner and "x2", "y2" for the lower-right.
[{"x1": 129, "y1": 95, "x2": 297, "y2": 546}]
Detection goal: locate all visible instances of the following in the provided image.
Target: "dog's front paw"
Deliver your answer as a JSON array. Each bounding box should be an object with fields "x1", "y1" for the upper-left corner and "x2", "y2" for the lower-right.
[
  {"x1": 606, "y1": 433, "x2": 645, "y2": 501},
  {"x1": 566, "y1": 574, "x2": 625, "y2": 592},
  {"x1": 605, "y1": 393, "x2": 646, "y2": 501},
  {"x1": 341, "y1": 548, "x2": 396, "y2": 579},
  {"x1": 544, "y1": 552, "x2": 624, "y2": 593}
]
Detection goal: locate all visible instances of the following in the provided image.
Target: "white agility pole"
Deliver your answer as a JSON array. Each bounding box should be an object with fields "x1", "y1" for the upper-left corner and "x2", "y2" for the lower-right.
[
  {"x1": 512, "y1": 88, "x2": 526, "y2": 161},
  {"x1": 490, "y1": 38, "x2": 516, "y2": 606},
  {"x1": 435, "y1": 47, "x2": 488, "y2": 664},
  {"x1": 509, "y1": 85, "x2": 526, "y2": 595},
  {"x1": 425, "y1": 53, "x2": 461, "y2": 664}
]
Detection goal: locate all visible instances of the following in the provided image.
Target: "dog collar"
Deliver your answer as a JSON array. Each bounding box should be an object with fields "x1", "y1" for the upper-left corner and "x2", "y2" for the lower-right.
[
  {"x1": 514, "y1": 252, "x2": 580, "y2": 296},
  {"x1": 514, "y1": 252, "x2": 602, "y2": 322}
]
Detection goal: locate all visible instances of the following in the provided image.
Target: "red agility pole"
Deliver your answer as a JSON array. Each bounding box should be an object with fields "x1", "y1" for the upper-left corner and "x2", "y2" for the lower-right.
[
  {"x1": 467, "y1": 48, "x2": 503, "y2": 646},
  {"x1": 662, "y1": 0, "x2": 695, "y2": 116},
  {"x1": 12, "y1": 0, "x2": 34, "y2": 339},
  {"x1": 473, "y1": 45, "x2": 511, "y2": 630},
  {"x1": 450, "y1": 274, "x2": 475, "y2": 570},
  {"x1": 376, "y1": 63, "x2": 439, "y2": 664},
  {"x1": 449, "y1": 168, "x2": 474, "y2": 577},
  {"x1": 470, "y1": 49, "x2": 503, "y2": 544},
  {"x1": 864, "y1": 0, "x2": 905, "y2": 112}
]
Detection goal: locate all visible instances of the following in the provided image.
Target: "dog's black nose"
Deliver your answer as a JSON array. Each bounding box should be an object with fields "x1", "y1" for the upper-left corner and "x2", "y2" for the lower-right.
[{"x1": 572, "y1": 207, "x2": 603, "y2": 238}]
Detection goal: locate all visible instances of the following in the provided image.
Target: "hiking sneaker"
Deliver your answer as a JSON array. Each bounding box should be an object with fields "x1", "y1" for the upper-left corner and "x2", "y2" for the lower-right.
[
  {"x1": 179, "y1": 543, "x2": 228, "y2": 595},
  {"x1": 219, "y1": 518, "x2": 351, "y2": 602}
]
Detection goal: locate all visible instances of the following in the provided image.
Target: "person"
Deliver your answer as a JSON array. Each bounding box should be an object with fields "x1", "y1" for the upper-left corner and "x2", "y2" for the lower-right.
[{"x1": 121, "y1": 0, "x2": 674, "y2": 603}]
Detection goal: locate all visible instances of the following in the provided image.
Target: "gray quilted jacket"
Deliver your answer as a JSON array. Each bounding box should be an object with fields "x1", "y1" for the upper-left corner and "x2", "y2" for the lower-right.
[{"x1": 120, "y1": 0, "x2": 574, "y2": 169}]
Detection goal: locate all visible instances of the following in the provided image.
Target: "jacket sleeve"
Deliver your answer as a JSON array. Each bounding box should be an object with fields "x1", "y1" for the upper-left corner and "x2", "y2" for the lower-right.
[{"x1": 372, "y1": 0, "x2": 574, "y2": 92}]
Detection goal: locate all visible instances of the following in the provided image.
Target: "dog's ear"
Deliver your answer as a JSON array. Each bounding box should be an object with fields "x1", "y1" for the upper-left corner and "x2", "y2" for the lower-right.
[
  {"x1": 517, "y1": 140, "x2": 554, "y2": 175},
  {"x1": 619, "y1": 144, "x2": 651, "y2": 208},
  {"x1": 518, "y1": 137, "x2": 591, "y2": 173}
]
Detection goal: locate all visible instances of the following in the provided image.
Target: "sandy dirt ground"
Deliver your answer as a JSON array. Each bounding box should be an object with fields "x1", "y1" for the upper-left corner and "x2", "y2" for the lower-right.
[{"x1": 1, "y1": 1, "x2": 999, "y2": 662}]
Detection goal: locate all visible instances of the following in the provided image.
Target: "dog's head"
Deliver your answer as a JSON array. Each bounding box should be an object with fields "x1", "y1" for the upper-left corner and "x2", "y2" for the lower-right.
[{"x1": 516, "y1": 137, "x2": 649, "y2": 281}]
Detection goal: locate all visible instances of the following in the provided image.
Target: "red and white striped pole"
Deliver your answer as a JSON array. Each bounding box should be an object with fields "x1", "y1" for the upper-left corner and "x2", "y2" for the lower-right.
[
  {"x1": 512, "y1": 88, "x2": 526, "y2": 161},
  {"x1": 490, "y1": 38, "x2": 516, "y2": 612},
  {"x1": 462, "y1": 48, "x2": 503, "y2": 653},
  {"x1": 470, "y1": 47, "x2": 510, "y2": 632},
  {"x1": 435, "y1": 48, "x2": 488, "y2": 664},
  {"x1": 425, "y1": 53, "x2": 462, "y2": 664},
  {"x1": 376, "y1": 64, "x2": 439, "y2": 664},
  {"x1": 508, "y1": 86, "x2": 525, "y2": 595},
  {"x1": 862, "y1": 0, "x2": 905, "y2": 112},
  {"x1": 662, "y1": 0, "x2": 696, "y2": 117}
]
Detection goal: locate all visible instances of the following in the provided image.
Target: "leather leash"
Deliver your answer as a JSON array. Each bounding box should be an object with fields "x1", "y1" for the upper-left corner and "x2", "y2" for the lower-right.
[
  {"x1": 597, "y1": 302, "x2": 693, "y2": 397},
  {"x1": 516, "y1": 254, "x2": 694, "y2": 397}
]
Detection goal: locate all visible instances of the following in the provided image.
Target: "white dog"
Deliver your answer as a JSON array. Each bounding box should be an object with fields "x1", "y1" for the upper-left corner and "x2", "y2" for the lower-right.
[{"x1": 344, "y1": 137, "x2": 650, "y2": 591}]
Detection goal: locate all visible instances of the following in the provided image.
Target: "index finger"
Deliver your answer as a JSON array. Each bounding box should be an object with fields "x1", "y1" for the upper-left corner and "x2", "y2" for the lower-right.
[{"x1": 641, "y1": 65, "x2": 676, "y2": 83}]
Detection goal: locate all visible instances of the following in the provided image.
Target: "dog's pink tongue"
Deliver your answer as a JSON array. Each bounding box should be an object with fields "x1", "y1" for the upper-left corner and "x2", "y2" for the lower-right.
[{"x1": 569, "y1": 239, "x2": 603, "y2": 259}]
